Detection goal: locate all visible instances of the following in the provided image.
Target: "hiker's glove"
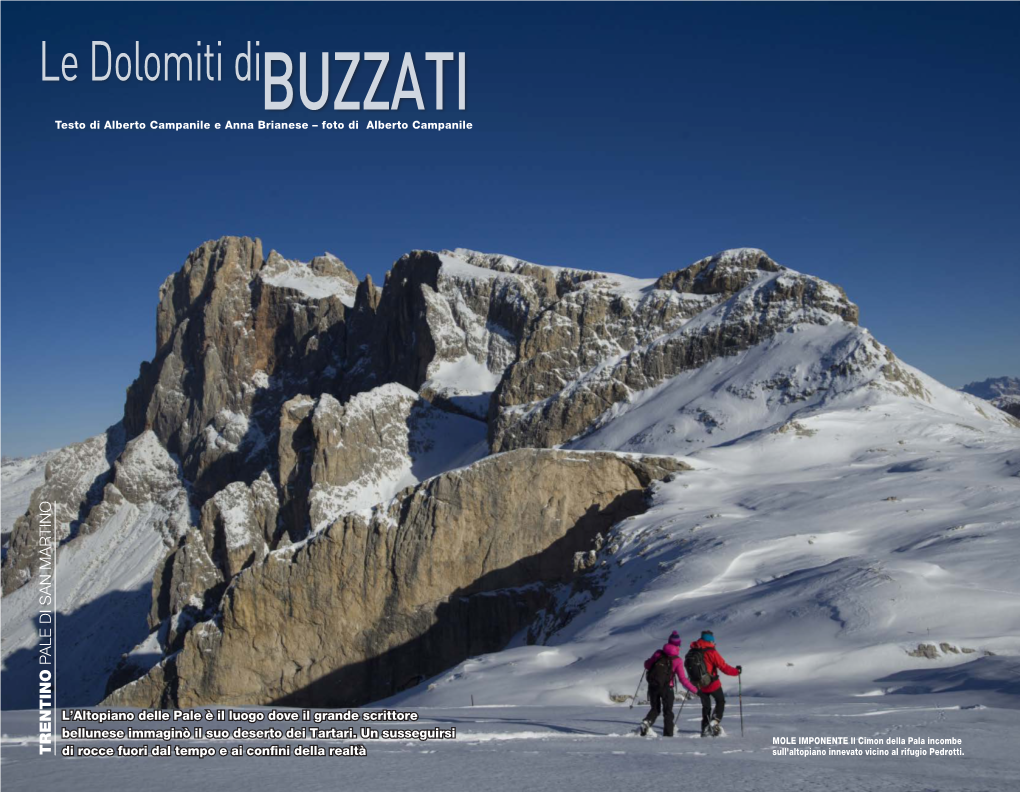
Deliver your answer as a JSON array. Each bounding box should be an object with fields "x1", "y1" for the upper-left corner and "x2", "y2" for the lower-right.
[{"x1": 736, "y1": 665, "x2": 743, "y2": 674}]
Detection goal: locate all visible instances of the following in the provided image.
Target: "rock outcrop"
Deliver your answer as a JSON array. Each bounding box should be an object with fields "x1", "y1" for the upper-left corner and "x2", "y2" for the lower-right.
[
  {"x1": 107, "y1": 450, "x2": 687, "y2": 707},
  {"x1": 491, "y1": 250, "x2": 861, "y2": 450},
  {"x1": 344, "y1": 250, "x2": 554, "y2": 415},
  {"x1": 991, "y1": 395, "x2": 1020, "y2": 420},
  {"x1": 123, "y1": 238, "x2": 357, "y2": 497}
]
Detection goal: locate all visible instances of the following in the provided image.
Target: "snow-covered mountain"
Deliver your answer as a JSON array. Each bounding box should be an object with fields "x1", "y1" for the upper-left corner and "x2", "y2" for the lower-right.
[
  {"x1": 961, "y1": 376, "x2": 1020, "y2": 419},
  {"x1": 395, "y1": 384, "x2": 1020, "y2": 709},
  {"x1": 961, "y1": 376, "x2": 1020, "y2": 401},
  {"x1": 2, "y1": 239, "x2": 1017, "y2": 714}
]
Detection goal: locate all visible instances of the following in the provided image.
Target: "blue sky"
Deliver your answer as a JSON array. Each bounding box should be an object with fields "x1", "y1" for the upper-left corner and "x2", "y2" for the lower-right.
[{"x1": 2, "y1": 2, "x2": 1018, "y2": 457}]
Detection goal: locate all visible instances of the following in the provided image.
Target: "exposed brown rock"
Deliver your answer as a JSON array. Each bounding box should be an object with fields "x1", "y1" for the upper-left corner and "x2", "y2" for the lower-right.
[
  {"x1": 907, "y1": 643, "x2": 940, "y2": 659},
  {"x1": 148, "y1": 527, "x2": 224, "y2": 637},
  {"x1": 123, "y1": 237, "x2": 354, "y2": 496},
  {"x1": 653, "y1": 248, "x2": 781, "y2": 294},
  {"x1": 199, "y1": 475, "x2": 276, "y2": 580},
  {"x1": 106, "y1": 449, "x2": 688, "y2": 708}
]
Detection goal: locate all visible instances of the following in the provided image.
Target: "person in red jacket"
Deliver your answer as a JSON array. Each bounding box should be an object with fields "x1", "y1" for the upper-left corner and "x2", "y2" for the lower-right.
[
  {"x1": 687, "y1": 630, "x2": 742, "y2": 737},
  {"x1": 639, "y1": 631, "x2": 698, "y2": 737}
]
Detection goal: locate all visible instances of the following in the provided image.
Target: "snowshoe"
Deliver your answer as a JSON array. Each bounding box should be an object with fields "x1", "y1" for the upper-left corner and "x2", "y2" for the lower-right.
[
  {"x1": 710, "y1": 718, "x2": 724, "y2": 737},
  {"x1": 638, "y1": 720, "x2": 651, "y2": 737}
]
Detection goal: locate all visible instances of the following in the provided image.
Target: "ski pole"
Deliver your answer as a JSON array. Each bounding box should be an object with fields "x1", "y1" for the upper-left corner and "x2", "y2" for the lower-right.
[
  {"x1": 676, "y1": 679, "x2": 688, "y2": 726},
  {"x1": 629, "y1": 670, "x2": 644, "y2": 709},
  {"x1": 738, "y1": 670, "x2": 745, "y2": 737}
]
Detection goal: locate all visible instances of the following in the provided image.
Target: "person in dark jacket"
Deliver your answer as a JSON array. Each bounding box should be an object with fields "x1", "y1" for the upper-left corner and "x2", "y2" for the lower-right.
[
  {"x1": 640, "y1": 631, "x2": 698, "y2": 737},
  {"x1": 688, "y1": 631, "x2": 741, "y2": 737}
]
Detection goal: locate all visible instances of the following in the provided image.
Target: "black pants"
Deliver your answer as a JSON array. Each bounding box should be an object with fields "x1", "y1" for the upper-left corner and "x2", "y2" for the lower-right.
[
  {"x1": 699, "y1": 688, "x2": 725, "y2": 731},
  {"x1": 644, "y1": 684, "x2": 675, "y2": 736}
]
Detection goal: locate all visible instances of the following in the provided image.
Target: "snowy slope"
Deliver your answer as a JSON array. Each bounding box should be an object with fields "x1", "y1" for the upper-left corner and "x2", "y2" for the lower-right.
[
  {"x1": 389, "y1": 371, "x2": 1020, "y2": 710},
  {"x1": 260, "y1": 252, "x2": 358, "y2": 306},
  {"x1": 0, "y1": 432, "x2": 190, "y2": 708},
  {"x1": 1, "y1": 451, "x2": 56, "y2": 538},
  {"x1": 3, "y1": 700, "x2": 1019, "y2": 792},
  {"x1": 445, "y1": 247, "x2": 659, "y2": 304},
  {"x1": 568, "y1": 322, "x2": 1006, "y2": 456},
  {"x1": 1, "y1": 499, "x2": 168, "y2": 709}
]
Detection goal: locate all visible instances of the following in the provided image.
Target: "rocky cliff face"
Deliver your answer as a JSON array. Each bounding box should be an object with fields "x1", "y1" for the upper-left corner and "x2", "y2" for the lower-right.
[
  {"x1": 6, "y1": 236, "x2": 936, "y2": 709},
  {"x1": 123, "y1": 238, "x2": 357, "y2": 497},
  {"x1": 991, "y1": 396, "x2": 1020, "y2": 420},
  {"x1": 107, "y1": 450, "x2": 686, "y2": 708},
  {"x1": 490, "y1": 249, "x2": 863, "y2": 451}
]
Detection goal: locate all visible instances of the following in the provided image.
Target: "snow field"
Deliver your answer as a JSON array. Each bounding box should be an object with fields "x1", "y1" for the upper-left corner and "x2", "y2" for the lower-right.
[{"x1": 2, "y1": 701, "x2": 1018, "y2": 791}]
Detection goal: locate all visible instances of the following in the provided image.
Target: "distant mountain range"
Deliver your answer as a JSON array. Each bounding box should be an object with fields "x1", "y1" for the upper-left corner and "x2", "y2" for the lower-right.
[{"x1": 961, "y1": 377, "x2": 1020, "y2": 419}]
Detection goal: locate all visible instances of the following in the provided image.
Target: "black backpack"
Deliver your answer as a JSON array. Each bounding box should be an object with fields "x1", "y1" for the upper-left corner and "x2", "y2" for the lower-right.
[
  {"x1": 646, "y1": 652, "x2": 674, "y2": 688},
  {"x1": 685, "y1": 646, "x2": 716, "y2": 689}
]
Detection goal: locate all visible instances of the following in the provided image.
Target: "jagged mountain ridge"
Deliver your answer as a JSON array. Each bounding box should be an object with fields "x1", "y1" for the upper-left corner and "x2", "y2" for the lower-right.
[
  {"x1": 961, "y1": 376, "x2": 1020, "y2": 401},
  {"x1": 961, "y1": 376, "x2": 1020, "y2": 419},
  {"x1": 2, "y1": 237, "x2": 1014, "y2": 709}
]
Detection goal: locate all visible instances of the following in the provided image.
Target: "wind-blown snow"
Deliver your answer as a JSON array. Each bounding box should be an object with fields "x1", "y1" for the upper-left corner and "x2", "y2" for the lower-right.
[
  {"x1": 261, "y1": 256, "x2": 357, "y2": 306},
  {"x1": 438, "y1": 252, "x2": 517, "y2": 282},
  {"x1": 428, "y1": 356, "x2": 503, "y2": 395},
  {"x1": 212, "y1": 483, "x2": 259, "y2": 550},
  {"x1": 568, "y1": 322, "x2": 893, "y2": 453},
  {"x1": 443, "y1": 247, "x2": 659, "y2": 304}
]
